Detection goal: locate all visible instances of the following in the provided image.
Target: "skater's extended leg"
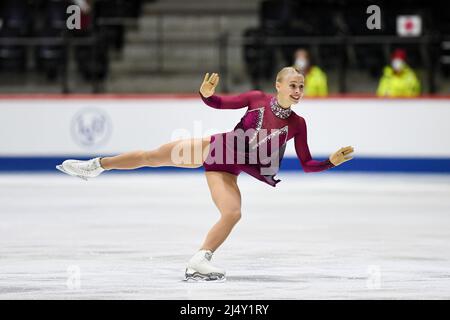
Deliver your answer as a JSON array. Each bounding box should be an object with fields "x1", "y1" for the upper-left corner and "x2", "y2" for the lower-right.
[
  {"x1": 57, "y1": 136, "x2": 211, "y2": 179},
  {"x1": 100, "y1": 136, "x2": 211, "y2": 170}
]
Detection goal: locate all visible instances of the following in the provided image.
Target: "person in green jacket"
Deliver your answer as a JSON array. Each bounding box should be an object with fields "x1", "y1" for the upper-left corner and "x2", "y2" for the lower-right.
[
  {"x1": 294, "y1": 49, "x2": 328, "y2": 97},
  {"x1": 377, "y1": 49, "x2": 421, "y2": 97}
]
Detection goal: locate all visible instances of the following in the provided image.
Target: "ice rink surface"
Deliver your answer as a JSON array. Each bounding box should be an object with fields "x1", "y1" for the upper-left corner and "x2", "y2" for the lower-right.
[{"x1": 1, "y1": 171, "x2": 449, "y2": 299}]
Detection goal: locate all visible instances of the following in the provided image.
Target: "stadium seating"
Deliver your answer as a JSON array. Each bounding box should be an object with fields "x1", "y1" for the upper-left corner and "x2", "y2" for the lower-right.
[
  {"x1": 0, "y1": 0, "x2": 145, "y2": 81},
  {"x1": 0, "y1": 1, "x2": 31, "y2": 72}
]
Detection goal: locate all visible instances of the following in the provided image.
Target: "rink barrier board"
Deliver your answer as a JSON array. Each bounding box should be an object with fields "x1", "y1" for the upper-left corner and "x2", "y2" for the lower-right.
[
  {"x1": 0, "y1": 156, "x2": 449, "y2": 173},
  {"x1": 1, "y1": 95, "x2": 449, "y2": 173}
]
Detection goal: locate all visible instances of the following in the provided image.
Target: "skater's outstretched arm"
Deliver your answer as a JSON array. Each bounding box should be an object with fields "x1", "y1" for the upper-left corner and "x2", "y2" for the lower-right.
[
  {"x1": 199, "y1": 72, "x2": 260, "y2": 109},
  {"x1": 294, "y1": 116, "x2": 354, "y2": 172}
]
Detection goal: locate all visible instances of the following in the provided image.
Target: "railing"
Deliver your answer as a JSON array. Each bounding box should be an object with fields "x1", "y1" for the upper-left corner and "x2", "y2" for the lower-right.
[
  {"x1": 219, "y1": 34, "x2": 444, "y2": 94},
  {"x1": 0, "y1": 35, "x2": 97, "y2": 93},
  {"x1": 0, "y1": 15, "x2": 447, "y2": 94}
]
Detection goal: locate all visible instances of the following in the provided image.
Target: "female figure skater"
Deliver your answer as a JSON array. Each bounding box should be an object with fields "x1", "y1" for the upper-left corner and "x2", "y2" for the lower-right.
[{"x1": 57, "y1": 67, "x2": 354, "y2": 281}]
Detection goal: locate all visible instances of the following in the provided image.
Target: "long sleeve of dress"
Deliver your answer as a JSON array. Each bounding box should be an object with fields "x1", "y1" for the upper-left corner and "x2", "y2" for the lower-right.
[
  {"x1": 199, "y1": 90, "x2": 261, "y2": 109},
  {"x1": 294, "y1": 117, "x2": 335, "y2": 173}
]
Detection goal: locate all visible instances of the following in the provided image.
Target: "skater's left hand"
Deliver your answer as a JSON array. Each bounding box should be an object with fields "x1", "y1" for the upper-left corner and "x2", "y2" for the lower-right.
[{"x1": 329, "y1": 146, "x2": 354, "y2": 166}]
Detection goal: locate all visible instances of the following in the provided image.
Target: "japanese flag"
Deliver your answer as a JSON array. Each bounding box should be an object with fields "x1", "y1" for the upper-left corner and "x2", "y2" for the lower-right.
[{"x1": 397, "y1": 15, "x2": 422, "y2": 37}]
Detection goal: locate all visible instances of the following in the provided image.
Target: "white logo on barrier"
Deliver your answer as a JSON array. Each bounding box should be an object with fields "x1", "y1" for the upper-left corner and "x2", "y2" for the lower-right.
[{"x1": 71, "y1": 107, "x2": 112, "y2": 149}]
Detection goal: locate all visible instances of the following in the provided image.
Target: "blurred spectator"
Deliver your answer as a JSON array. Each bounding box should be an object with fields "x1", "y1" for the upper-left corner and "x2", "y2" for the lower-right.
[
  {"x1": 294, "y1": 48, "x2": 328, "y2": 97},
  {"x1": 377, "y1": 49, "x2": 421, "y2": 97}
]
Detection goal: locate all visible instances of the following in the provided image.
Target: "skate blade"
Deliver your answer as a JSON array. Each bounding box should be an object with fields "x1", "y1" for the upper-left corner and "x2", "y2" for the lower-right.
[
  {"x1": 184, "y1": 272, "x2": 226, "y2": 282},
  {"x1": 56, "y1": 165, "x2": 88, "y2": 181}
]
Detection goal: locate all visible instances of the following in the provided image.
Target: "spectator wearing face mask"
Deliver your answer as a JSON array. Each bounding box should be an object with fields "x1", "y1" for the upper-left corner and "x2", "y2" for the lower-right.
[
  {"x1": 377, "y1": 49, "x2": 421, "y2": 97},
  {"x1": 293, "y1": 49, "x2": 328, "y2": 97}
]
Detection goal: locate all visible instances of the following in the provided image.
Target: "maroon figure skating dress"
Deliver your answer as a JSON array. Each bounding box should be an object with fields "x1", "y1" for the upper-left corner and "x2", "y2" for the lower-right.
[{"x1": 201, "y1": 90, "x2": 335, "y2": 187}]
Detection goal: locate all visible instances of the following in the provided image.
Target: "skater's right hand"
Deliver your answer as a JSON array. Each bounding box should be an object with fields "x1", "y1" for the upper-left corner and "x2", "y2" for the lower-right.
[
  {"x1": 329, "y1": 146, "x2": 354, "y2": 166},
  {"x1": 200, "y1": 73, "x2": 220, "y2": 98}
]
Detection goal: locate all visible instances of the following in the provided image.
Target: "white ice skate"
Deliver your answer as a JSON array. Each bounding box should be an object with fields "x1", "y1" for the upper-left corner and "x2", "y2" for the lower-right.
[
  {"x1": 56, "y1": 157, "x2": 105, "y2": 181},
  {"x1": 184, "y1": 249, "x2": 226, "y2": 282}
]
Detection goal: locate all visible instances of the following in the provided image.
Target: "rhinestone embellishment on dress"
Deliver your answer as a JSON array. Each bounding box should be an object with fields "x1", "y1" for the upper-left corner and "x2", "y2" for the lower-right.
[
  {"x1": 251, "y1": 125, "x2": 289, "y2": 150},
  {"x1": 270, "y1": 97, "x2": 292, "y2": 119},
  {"x1": 247, "y1": 107, "x2": 264, "y2": 144}
]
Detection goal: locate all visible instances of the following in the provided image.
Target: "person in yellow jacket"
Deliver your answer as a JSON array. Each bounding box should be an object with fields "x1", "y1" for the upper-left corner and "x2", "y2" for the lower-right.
[
  {"x1": 377, "y1": 49, "x2": 421, "y2": 97},
  {"x1": 294, "y1": 49, "x2": 328, "y2": 97}
]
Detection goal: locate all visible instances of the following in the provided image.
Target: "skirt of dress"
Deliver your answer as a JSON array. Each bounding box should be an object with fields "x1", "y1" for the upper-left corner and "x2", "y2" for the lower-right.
[{"x1": 202, "y1": 132, "x2": 285, "y2": 187}]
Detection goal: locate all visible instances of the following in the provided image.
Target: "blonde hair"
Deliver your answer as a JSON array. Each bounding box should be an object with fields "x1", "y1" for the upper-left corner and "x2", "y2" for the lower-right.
[{"x1": 276, "y1": 66, "x2": 304, "y2": 83}]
